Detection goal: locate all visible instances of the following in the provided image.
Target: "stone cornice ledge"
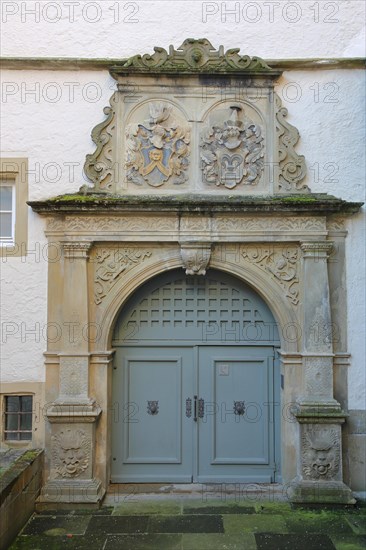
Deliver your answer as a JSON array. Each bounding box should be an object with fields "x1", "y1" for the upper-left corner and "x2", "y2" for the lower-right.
[
  {"x1": 28, "y1": 194, "x2": 363, "y2": 216},
  {"x1": 1, "y1": 57, "x2": 365, "y2": 71}
]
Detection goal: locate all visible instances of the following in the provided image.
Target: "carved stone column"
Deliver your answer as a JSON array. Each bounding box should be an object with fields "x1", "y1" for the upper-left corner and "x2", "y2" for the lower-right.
[
  {"x1": 289, "y1": 241, "x2": 354, "y2": 504},
  {"x1": 40, "y1": 241, "x2": 103, "y2": 507}
]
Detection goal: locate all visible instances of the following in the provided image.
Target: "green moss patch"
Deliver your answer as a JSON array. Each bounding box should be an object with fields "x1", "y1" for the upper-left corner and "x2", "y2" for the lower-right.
[
  {"x1": 113, "y1": 500, "x2": 181, "y2": 516},
  {"x1": 223, "y1": 513, "x2": 288, "y2": 534},
  {"x1": 285, "y1": 510, "x2": 353, "y2": 535}
]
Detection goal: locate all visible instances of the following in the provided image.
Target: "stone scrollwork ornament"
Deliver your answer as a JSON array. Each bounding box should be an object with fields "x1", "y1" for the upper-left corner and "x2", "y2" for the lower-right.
[
  {"x1": 83, "y1": 102, "x2": 116, "y2": 193},
  {"x1": 125, "y1": 102, "x2": 190, "y2": 187},
  {"x1": 274, "y1": 93, "x2": 307, "y2": 192},
  {"x1": 201, "y1": 107, "x2": 264, "y2": 189},
  {"x1": 94, "y1": 247, "x2": 152, "y2": 304},
  {"x1": 116, "y1": 38, "x2": 275, "y2": 74},
  {"x1": 241, "y1": 246, "x2": 300, "y2": 306}
]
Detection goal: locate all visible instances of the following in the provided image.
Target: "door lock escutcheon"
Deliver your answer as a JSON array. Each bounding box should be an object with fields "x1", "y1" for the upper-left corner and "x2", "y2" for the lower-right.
[{"x1": 234, "y1": 401, "x2": 245, "y2": 416}]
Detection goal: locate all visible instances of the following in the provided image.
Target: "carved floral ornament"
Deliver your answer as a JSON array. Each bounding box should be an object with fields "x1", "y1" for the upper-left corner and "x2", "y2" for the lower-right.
[
  {"x1": 46, "y1": 215, "x2": 326, "y2": 234},
  {"x1": 94, "y1": 247, "x2": 152, "y2": 304},
  {"x1": 240, "y1": 245, "x2": 300, "y2": 306}
]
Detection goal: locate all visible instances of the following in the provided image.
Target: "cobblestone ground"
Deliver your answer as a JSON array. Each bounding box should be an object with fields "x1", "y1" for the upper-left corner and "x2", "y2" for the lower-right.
[{"x1": 10, "y1": 499, "x2": 366, "y2": 549}]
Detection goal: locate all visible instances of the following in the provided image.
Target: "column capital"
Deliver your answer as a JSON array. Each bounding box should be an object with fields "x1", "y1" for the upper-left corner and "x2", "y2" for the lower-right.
[
  {"x1": 62, "y1": 241, "x2": 92, "y2": 259},
  {"x1": 300, "y1": 241, "x2": 333, "y2": 258}
]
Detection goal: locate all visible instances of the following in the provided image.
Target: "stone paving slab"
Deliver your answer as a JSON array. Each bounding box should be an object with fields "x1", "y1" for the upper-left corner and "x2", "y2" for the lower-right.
[
  {"x1": 104, "y1": 534, "x2": 182, "y2": 549},
  {"x1": 255, "y1": 533, "x2": 337, "y2": 549},
  {"x1": 181, "y1": 533, "x2": 257, "y2": 549},
  {"x1": 21, "y1": 515, "x2": 91, "y2": 536},
  {"x1": 9, "y1": 498, "x2": 366, "y2": 550},
  {"x1": 223, "y1": 513, "x2": 288, "y2": 534},
  {"x1": 148, "y1": 514, "x2": 224, "y2": 533},
  {"x1": 344, "y1": 513, "x2": 366, "y2": 534},
  {"x1": 284, "y1": 510, "x2": 353, "y2": 535},
  {"x1": 330, "y1": 534, "x2": 366, "y2": 550},
  {"x1": 113, "y1": 500, "x2": 181, "y2": 515},
  {"x1": 86, "y1": 515, "x2": 149, "y2": 534}
]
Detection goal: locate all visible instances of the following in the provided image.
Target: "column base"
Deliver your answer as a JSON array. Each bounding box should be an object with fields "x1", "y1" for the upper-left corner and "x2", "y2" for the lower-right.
[
  {"x1": 288, "y1": 480, "x2": 356, "y2": 506},
  {"x1": 36, "y1": 478, "x2": 105, "y2": 510}
]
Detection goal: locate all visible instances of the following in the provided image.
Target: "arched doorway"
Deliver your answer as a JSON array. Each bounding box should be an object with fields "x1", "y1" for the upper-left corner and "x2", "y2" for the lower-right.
[{"x1": 111, "y1": 269, "x2": 281, "y2": 483}]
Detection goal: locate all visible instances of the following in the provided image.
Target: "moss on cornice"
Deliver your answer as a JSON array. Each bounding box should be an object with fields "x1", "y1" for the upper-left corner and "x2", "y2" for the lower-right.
[{"x1": 28, "y1": 193, "x2": 363, "y2": 216}]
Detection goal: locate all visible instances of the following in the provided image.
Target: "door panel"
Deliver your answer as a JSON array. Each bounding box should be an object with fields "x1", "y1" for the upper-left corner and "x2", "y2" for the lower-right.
[
  {"x1": 111, "y1": 267, "x2": 280, "y2": 483},
  {"x1": 197, "y1": 346, "x2": 275, "y2": 482},
  {"x1": 111, "y1": 347, "x2": 194, "y2": 482}
]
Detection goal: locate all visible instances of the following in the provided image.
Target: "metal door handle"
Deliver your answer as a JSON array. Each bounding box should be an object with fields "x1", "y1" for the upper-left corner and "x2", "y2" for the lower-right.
[{"x1": 192, "y1": 396, "x2": 204, "y2": 421}]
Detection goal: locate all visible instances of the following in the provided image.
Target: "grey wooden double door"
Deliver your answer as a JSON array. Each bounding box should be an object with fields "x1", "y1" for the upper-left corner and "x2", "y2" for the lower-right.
[{"x1": 111, "y1": 270, "x2": 280, "y2": 483}]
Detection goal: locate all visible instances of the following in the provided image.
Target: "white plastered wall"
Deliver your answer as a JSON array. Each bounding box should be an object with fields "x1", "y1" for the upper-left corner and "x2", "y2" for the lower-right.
[{"x1": 0, "y1": 1, "x2": 365, "y2": 410}]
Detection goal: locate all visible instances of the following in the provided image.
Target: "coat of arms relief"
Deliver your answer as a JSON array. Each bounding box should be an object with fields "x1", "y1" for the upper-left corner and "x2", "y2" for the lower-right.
[
  {"x1": 125, "y1": 102, "x2": 191, "y2": 187},
  {"x1": 200, "y1": 106, "x2": 264, "y2": 189}
]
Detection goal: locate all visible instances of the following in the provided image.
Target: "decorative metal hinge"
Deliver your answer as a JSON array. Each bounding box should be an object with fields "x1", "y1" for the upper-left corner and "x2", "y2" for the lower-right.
[
  {"x1": 234, "y1": 401, "x2": 245, "y2": 416},
  {"x1": 147, "y1": 400, "x2": 159, "y2": 415},
  {"x1": 186, "y1": 398, "x2": 192, "y2": 418}
]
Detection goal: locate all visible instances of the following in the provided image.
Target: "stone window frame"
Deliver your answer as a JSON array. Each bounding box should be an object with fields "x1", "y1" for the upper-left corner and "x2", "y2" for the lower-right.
[
  {"x1": 0, "y1": 158, "x2": 28, "y2": 257},
  {"x1": 1, "y1": 394, "x2": 34, "y2": 446}
]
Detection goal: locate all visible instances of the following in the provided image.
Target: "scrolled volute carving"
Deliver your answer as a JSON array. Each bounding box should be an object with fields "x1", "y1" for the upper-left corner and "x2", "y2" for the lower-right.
[
  {"x1": 275, "y1": 93, "x2": 307, "y2": 193},
  {"x1": 114, "y1": 38, "x2": 275, "y2": 74},
  {"x1": 83, "y1": 100, "x2": 117, "y2": 192}
]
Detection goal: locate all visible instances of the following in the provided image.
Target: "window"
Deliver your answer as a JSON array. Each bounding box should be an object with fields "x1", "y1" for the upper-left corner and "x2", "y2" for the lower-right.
[
  {"x1": 0, "y1": 180, "x2": 15, "y2": 244},
  {"x1": 0, "y1": 158, "x2": 28, "y2": 257},
  {"x1": 4, "y1": 395, "x2": 33, "y2": 441}
]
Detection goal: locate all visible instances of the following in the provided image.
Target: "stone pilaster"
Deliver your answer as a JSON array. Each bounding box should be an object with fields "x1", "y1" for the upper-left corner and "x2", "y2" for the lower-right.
[
  {"x1": 40, "y1": 241, "x2": 104, "y2": 507},
  {"x1": 289, "y1": 241, "x2": 354, "y2": 505}
]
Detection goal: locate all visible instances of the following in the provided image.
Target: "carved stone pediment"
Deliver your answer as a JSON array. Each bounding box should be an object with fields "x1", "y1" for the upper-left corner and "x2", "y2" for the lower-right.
[{"x1": 111, "y1": 38, "x2": 278, "y2": 75}]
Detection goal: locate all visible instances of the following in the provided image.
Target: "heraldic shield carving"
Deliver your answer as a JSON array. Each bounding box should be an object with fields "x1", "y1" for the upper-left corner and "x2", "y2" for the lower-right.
[
  {"x1": 201, "y1": 106, "x2": 264, "y2": 189},
  {"x1": 125, "y1": 102, "x2": 191, "y2": 187},
  {"x1": 83, "y1": 40, "x2": 308, "y2": 194}
]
